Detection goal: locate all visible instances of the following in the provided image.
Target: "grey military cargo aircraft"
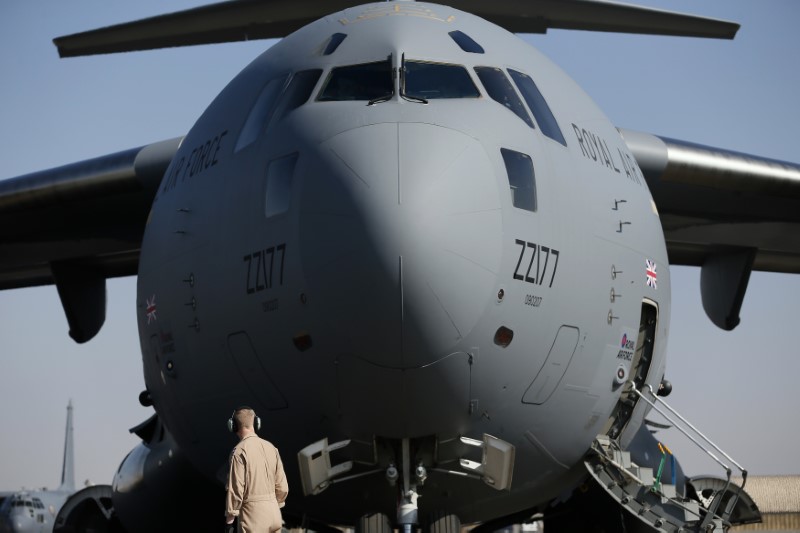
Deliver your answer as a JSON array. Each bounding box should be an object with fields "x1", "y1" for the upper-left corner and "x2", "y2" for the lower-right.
[
  {"x1": 0, "y1": 402, "x2": 76, "y2": 533},
  {"x1": 1, "y1": 1, "x2": 798, "y2": 532}
]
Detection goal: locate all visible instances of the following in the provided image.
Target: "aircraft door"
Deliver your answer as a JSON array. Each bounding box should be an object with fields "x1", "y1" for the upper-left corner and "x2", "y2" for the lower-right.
[{"x1": 604, "y1": 299, "x2": 658, "y2": 441}]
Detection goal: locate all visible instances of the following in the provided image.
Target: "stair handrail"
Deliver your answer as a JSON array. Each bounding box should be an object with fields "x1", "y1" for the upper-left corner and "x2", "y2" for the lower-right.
[
  {"x1": 643, "y1": 384, "x2": 746, "y2": 476},
  {"x1": 641, "y1": 383, "x2": 748, "y2": 525},
  {"x1": 628, "y1": 382, "x2": 731, "y2": 474},
  {"x1": 628, "y1": 382, "x2": 748, "y2": 527}
]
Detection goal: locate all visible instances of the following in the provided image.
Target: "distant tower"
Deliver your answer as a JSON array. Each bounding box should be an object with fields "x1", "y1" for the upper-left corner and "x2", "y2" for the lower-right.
[{"x1": 58, "y1": 400, "x2": 75, "y2": 492}]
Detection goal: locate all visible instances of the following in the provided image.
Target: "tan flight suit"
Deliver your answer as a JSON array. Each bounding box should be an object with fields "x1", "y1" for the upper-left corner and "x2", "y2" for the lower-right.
[{"x1": 226, "y1": 435, "x2": 289, "y2": 532}]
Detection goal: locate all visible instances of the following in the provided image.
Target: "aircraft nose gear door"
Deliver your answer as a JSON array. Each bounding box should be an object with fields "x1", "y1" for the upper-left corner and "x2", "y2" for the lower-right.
[
  {"x1": 297, "y1": 438, "x2": 354, "y2": 495},
  {"x1": 458, "y1": 434, "x2": 516, "y2": 490}
]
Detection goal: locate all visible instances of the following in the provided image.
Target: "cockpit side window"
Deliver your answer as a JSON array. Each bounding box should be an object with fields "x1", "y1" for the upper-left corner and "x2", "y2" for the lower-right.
[
  {"x1": 501, "y1": 148, "x2": 537, "y2": 212},
  {"x1": 508, "y1": 69, "x2": 567, "y2": 146},
  {"x1": 475, "y1": 67, "x2": 534, "y2": 128},
  {"x1": 235, "y1": 73, "x2": 290, "y2": 152},
  {"x1": 272, "y1": 69, "x2": 323, "y2": 123},
  {"x1": 236, "y1": 70, "x2": 322, "y2": 152},
  {"x1": 404, "y1": 61, "x2": 480, "y2": 100},
  {"x1": 318, "y1": 59, "x2": 393, "y2": 102}
]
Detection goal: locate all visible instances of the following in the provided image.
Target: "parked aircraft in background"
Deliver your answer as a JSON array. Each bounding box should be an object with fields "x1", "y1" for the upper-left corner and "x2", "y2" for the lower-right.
[
  {"x1": 1, "y1": 1, "x2": 797, "y2": 532},
  {"x1": 0, "y1": 402, "x2": 76, "y2": 533}
]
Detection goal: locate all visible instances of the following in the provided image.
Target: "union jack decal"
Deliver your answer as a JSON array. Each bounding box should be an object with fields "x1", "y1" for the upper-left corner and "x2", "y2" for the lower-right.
[
  {"x1": 645, "y1": 259, "x2": 657, "y2": 289},
  {"x1": 146, "y1": 295, "x2": 158, "y2": 324}
]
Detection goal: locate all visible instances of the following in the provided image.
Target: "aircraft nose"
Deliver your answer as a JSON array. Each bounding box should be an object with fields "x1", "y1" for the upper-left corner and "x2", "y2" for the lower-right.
[{"x1": 300, "y1": 123, "x2": 502, "y2": 368}]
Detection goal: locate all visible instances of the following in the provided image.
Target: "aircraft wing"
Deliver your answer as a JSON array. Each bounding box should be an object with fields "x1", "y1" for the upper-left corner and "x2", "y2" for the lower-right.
[
  {"x1": 53, "y1": 0, "x2": 738, "y2": 58},
  {"x1": 0, "y1": 137, "x2": 181, "y2": 342},
  {"x1": 620, "y1": 128, "x2": 800, "y2": 329}
]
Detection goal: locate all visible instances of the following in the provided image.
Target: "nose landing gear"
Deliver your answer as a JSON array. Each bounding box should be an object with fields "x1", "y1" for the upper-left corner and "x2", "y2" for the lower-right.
[
  {"x1": 358, "y1": 439, "x2": 460, "y2": 533},
  {"x1": 299, "y1": 434, "x2": 513, "y2": 533}
]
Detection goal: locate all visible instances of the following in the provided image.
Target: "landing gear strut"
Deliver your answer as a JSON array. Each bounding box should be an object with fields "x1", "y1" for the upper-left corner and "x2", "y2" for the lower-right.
[{"x1": 397, "y1": 438, "x2": 423, "y2": 533}]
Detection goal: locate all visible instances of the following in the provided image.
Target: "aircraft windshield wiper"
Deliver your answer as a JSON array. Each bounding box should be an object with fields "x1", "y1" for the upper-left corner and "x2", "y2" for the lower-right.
[
  {"x1": 368, "y1": 54, "x2": 396, "y2": 106},
  {"x1": 400, "y1": 53, "x2": 428, "y2": 105},
  {"x1": 367, "y1": 91, "x2": 393, "y2": 106}
]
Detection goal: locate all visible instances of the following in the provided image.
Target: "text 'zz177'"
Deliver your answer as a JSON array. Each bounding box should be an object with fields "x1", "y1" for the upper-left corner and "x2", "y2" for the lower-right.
[{"x1": 244, "y1": 243, "x2": 286, "y2": 295}]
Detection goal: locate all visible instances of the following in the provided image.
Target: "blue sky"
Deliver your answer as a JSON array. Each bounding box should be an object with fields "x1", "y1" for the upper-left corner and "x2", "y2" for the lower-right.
[{"x1": 0, "y1": 1, "x2": 798, "y2": 491}]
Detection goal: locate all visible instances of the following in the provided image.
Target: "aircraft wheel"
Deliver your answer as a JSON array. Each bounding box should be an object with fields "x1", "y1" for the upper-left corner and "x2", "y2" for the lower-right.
[
  {"x1": 426, "y1": 511, "x2": 461, "y2": 533},
  {"x1": 356, "y1": 512, "x2": 393, "y2": 533}
]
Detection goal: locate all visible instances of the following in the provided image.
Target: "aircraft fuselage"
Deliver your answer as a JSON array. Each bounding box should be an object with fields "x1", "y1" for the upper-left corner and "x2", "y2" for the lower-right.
[{"x1": 134, "y1": 2, "x2": 670, "y2": 525}]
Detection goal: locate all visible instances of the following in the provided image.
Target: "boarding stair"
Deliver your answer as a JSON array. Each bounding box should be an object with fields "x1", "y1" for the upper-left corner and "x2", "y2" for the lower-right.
[{"x1": 584, "y1": 382, "x2": 761, "y2": 532}]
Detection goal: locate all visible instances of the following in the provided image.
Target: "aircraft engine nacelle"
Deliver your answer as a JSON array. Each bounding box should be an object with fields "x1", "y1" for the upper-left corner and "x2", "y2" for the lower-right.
[{"x1": 111, "y1": 415, "x2": 223, "y2": 533}]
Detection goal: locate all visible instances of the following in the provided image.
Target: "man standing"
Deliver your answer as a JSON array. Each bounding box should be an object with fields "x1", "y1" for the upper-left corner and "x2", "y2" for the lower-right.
[{"x1": 226, "y1": 407, "x2": 289, "y2": 532}]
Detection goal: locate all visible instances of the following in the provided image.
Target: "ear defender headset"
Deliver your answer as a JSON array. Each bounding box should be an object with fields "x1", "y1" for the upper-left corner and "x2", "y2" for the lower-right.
[{"x1": 227, "y1": 406, "x2": 261, "y2": 433}]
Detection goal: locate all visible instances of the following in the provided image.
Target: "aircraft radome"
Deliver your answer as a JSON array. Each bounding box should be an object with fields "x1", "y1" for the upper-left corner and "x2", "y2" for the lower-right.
[{"x1": 1, "y1": 1, "x2": 798, "y2": 532}]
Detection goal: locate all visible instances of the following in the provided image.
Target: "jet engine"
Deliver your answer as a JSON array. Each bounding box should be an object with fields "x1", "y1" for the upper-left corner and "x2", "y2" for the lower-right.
[{"x1": 111, "y1": 414, "x2": 222, "y2": 533}]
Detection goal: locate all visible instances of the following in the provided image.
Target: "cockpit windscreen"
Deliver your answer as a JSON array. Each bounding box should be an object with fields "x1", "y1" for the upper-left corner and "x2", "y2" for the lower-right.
[
  {"x1": 403, "y1": 61, "x2": 480, "y2": 100},
  {"x1": 318, "y1": 59, "x2": 393, "y2": 101},
  {"x1": 318, "y1": 58, "x2": 480, "y2": 102}
]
